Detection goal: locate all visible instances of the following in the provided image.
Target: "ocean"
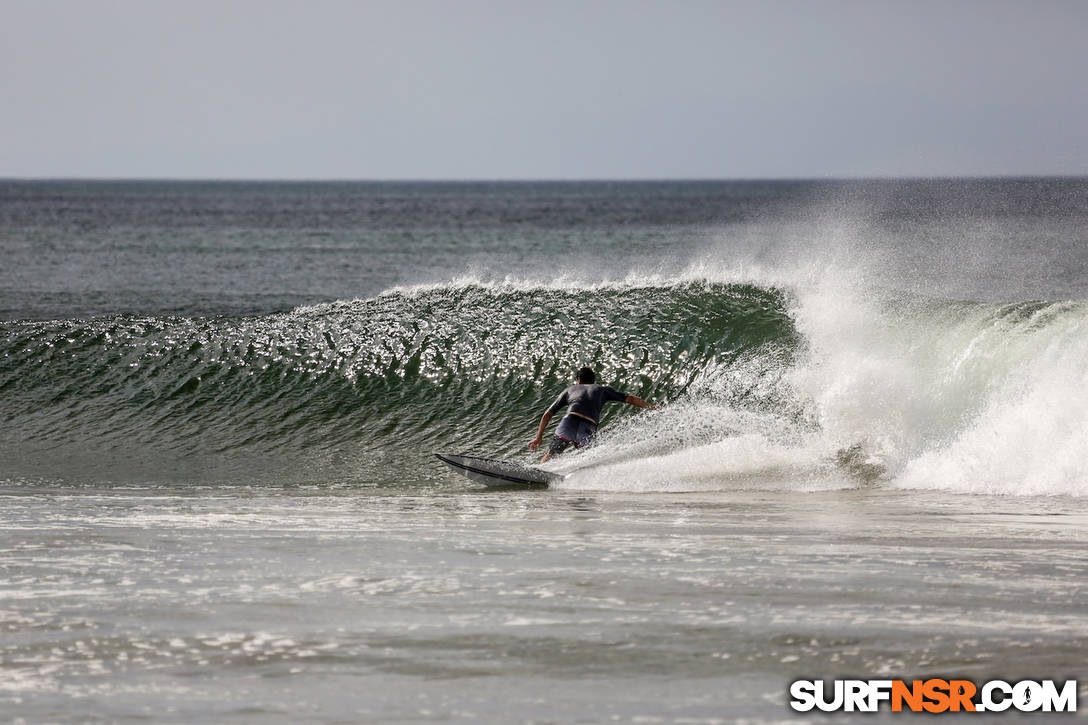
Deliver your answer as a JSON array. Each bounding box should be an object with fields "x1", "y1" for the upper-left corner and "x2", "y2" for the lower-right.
[{"x1": 2, "y1": 179, "x2": 1086, "y2": 722}]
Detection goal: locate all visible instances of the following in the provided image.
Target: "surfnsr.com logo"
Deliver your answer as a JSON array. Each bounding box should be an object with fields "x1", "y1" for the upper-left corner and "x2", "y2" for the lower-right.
[{"x1": 789, "y1": 679, "x2": 1077, "y2": 714}]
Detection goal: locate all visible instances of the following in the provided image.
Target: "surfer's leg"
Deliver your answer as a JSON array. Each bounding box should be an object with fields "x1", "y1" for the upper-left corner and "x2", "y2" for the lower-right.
[{"x1": 544, "y1": 434, "x2": 573, "y2": 462}]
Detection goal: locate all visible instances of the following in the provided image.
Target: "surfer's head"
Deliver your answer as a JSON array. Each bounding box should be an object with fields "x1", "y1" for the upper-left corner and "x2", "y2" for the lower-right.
[{"x1": 577, "y1": 367, "x2": 596, "y2": 384}]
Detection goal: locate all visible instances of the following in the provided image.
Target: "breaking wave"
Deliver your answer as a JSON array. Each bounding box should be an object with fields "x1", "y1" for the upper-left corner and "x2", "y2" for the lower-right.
[{"x1": 2, "y1": 272, "x2": 1085, "y2": 495}]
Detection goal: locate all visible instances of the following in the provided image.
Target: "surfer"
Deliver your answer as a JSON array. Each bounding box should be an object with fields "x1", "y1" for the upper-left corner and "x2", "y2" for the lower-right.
[{"x1": 529, "y1": 367, "x2": 657, "y2": 462}]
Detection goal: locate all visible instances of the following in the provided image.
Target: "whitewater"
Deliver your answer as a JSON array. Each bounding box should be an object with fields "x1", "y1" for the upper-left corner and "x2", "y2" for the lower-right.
[{"x1": 2, "y1": 179, "x2": 1086, "y2": 722}]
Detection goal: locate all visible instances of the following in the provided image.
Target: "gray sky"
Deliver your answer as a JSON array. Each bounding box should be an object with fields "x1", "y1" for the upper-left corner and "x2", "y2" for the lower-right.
[{"x1": 3, "y1": 0, "x2": 1086, "y2": 179}]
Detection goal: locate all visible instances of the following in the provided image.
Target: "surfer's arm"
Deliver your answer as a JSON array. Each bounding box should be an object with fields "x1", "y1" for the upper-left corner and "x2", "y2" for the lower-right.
[
  {"x1": 528, "y1": 410, "x2": 553, "y2": 451},
  {"x1": 625, "y1": 394, "x2": 658, "y2": 411}
]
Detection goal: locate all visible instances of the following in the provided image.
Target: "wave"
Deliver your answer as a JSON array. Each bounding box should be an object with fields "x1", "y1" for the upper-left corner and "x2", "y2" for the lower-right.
[
  {"x1": 2, "y1": 274, "x2": 1085, "y2": 495},
  {"x1": 0, "y1": 280, "x2": 796, "y2": 478}
]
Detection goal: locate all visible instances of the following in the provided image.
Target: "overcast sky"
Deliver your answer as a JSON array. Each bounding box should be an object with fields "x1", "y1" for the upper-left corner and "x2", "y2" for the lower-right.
[{"x1": 2, "y1": 0, "x2": 1086, "y2": 179}]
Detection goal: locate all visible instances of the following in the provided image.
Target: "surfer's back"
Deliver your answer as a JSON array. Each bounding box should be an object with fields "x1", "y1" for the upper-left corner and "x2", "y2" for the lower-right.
[{"x1": 550, "y1": 383, "x2": 628, "y2": 423}]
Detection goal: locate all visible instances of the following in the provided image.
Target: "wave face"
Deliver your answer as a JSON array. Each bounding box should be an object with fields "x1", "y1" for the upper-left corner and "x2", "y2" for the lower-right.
[
  {"x1": 0, "y1": 280, "x2": 797, "y2": 482},
  {"x1": 3, "y1": 275, "x2": 1086, "y2": 495}
]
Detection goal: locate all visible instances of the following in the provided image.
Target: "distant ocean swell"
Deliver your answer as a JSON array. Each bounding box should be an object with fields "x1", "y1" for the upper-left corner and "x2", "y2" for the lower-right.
[{"x1": 1, "y1": 278, "x2": 1085, "y2": 495}]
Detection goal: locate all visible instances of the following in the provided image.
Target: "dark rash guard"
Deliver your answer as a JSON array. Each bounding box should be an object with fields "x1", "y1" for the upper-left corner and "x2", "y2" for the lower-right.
[{"x1": 547, "y1": 384, "x2": 628, "y2": 423}]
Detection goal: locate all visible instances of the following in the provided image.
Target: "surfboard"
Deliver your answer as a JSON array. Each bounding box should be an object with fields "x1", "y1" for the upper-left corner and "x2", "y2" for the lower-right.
[{"x1": 434, "y1": 452, "x2": 564, "y2": 488}]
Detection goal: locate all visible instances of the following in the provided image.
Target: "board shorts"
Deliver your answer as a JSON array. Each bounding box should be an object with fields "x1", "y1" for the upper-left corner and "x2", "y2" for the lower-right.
[{"x1": 548, "y1": 415, "x2": 597, "y2": 455}]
